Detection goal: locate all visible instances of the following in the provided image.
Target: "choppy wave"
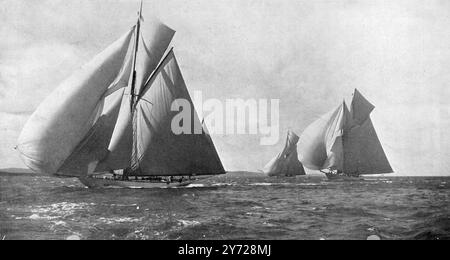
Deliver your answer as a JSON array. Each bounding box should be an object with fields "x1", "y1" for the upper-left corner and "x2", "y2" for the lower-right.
[
  {"x1": 98, "y1": 217, "x2": 143, "y2": 224},
  {"x1": 185, "y1": 184, "x2": 206, "y2": 188},
  {"x1": 212, "y1": 183, "x2": 236, "y2": 187},
  {"x1": 177, "y1": 219, "x2": 201, "y2": 227},
  {"x1": 248, "y1": 182, "x2": 274, "y2": 186},
  {"x1": 1, "y1": 175, "x2": 449, "y2": 240}
]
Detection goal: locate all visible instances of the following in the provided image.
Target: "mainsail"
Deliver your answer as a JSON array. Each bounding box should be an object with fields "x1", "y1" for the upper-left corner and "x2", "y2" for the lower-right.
[
  {"x1": 17, "y1": 8, "x2": 225, "y2": 178},
  {"x1": 343, "y1": 90, "x2": 392, "y2": 175},
  {"x1": 129, "y1": 50, "x2": 225, "y2": 176},
  {"x1": 263, "y1": 130, "x2": 306, "y2": 176},
  {"x1": 298, "y1": 89, "x2": 392, "y2": 175}
]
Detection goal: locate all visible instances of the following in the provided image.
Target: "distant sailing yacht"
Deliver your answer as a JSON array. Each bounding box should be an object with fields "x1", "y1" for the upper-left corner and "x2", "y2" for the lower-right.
[
  {"x1": 16, "y1": 2, "x2": 225, "y2": 188},
  {"x1": 298, "y1": 89, "x2": 393, "y2": 180},
  {"x1": 262, "y1": 130, "x2": 306, "y2": 177}
]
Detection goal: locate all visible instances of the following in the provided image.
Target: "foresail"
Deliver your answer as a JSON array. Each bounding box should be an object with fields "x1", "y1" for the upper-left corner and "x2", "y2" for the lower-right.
[
  {"x1": 57, "y1": 88, "x2": 127, "y2": 176},
  {"x1": 132, "y1": 50, "x2": 225, "y2": 176},
  {"x1": 17, "y1": 28, "x2": 134, "y2": 175},
  {"x1": 322, "y1": 102, "x2": 352, "y2": 171},
  {"x1": 343, "y1": 118, "x2": 393, "y2": 175},
  {"x1": 263, "y1": 131, "x2": 305, "y2": 176},
  {"x1": 298, "y1": 105, "x2": 343, "y2": 170},
  {"x1": 58, "y1": 36, "x2": 135, "y2": 176},
  {"x1": 94, "y1": 87, "x2": 134, "y2": 172},
  {"x1": 103, "y1": 45, "x2": 134, "y2": 97}
]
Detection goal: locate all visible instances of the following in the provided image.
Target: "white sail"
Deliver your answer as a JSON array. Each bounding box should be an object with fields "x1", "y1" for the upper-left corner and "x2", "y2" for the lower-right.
[
  {"x1": 131, "y1": 50, "x2": 225, "y2": 176},
  {"x1": 298, "y1": 103, "x2": 347, "y2": 170},
  {"x1": 95, "y1": 21, "x2": 175, "y2": 173},
  {"x1": 322, "y1": 102, "x2": 352, "y2": 171},
  {"x1": 94, "y1": 89, "x2": 134, "y2": 172},
  {"x1": 17, "y1": 28, "x2": 134, "y2": 175},
  {"x1": 57, "y1": 88, "x2": 127, "y2": 176},
  {"x1": 58, "y1": 35, "x2": 136, "y2": 176},
  {"x1": 262, "y1": 130, "x2": 306, "y2": 176}
]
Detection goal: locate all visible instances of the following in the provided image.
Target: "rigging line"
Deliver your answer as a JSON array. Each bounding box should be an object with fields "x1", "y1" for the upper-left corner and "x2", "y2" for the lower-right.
[
  {"x1": 137, "y1": 97, "x2": 154, "y2": 106},
  {"x1": 137, "y1": 47, "x2": 175, "y2": 99}
]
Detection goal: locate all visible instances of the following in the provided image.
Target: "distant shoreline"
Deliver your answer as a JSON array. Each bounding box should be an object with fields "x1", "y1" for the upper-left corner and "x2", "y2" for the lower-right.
[
  {"x1": 0, "y1": 168, "x2": 35, "y2": 177},
  {"x1": 0, "y1": 171, "x2": 36, "y2": 177},
  {"x1": 0, "y1": 170, "x2": 448, "y2": 178}
]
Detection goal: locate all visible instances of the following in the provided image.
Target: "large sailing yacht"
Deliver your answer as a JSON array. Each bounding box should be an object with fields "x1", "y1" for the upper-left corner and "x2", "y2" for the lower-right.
[
  {"x1": 16, "y1": 2, "x2": 225, "y2": 188},
  {"x1": 298, "y1": 89, "x2": 393, "y2": 180}
]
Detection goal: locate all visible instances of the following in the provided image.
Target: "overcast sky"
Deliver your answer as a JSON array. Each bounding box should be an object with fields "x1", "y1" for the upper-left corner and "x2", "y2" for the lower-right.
[{"x1": 0, "y1": 0, "x2": 449, "y2": 175}]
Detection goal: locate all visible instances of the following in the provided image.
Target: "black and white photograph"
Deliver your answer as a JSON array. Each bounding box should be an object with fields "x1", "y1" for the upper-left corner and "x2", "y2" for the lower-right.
[{"x1": 0, "y1": 0, "x2": 449, "y2": 242}]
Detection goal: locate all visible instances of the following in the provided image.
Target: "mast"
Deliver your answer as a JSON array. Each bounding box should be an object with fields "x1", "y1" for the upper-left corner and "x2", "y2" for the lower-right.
[
  {"x1": 129, "y1": 0, "x2": 144, "y2": 174},
  {"x1": 94, "y1": 4, "x2": 175, "y2": 176},
  {"x1": 130, "y1": 0, "x2": 143, "y2": 110}
]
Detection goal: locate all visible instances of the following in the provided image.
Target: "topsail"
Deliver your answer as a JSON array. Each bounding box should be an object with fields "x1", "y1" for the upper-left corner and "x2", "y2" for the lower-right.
[
  {"x1": 298, "y1": 89, "x2": 392, "y2": 176},
  {"x1": 17, "y1": 8, "x2": 225, "y2": 178}
]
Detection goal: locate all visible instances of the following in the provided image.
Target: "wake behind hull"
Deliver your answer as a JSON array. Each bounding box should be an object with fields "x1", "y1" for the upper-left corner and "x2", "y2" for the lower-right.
[
  {"x1": 78, "y1": 175, "x2": 210, "y2": 189},
  {"x1": 325, "y1": 172, "x2": 362, "y2": 181},
  {"x1": 267, "y1": 173, "x2": 306, "y2": 177}
]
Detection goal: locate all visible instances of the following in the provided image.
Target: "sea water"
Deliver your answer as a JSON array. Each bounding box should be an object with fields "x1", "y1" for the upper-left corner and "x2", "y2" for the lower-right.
[{"x1": 0, "y1": 173, "x2": 449, "y2": 240}]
